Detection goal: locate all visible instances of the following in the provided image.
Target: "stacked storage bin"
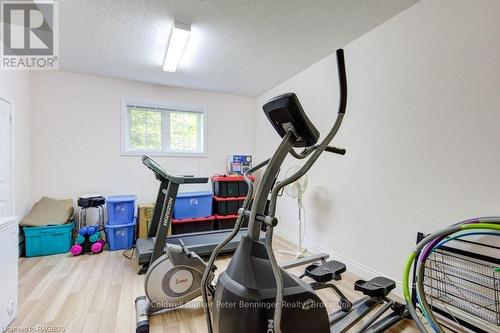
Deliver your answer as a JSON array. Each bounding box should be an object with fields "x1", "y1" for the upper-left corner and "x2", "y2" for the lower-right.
[
  {"x1": 105, "y1": 195, "x2": 137, "y2": 250},
  {"x1": 212, "y1": 175, "x2": 255, "y2": 230},
  {"x1": 172, "y1": 191, "x2": 213, "y2": 234}
]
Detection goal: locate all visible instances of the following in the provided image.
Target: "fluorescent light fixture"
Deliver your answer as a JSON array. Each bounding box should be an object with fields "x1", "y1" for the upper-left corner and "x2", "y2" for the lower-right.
[{"x1": 163, "y1": 22, "x2": 191, "y2": 72}]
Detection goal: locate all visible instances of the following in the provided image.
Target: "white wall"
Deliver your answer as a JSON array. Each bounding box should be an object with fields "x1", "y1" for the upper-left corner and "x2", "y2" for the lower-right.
[
  {"x1": 0, "y1": 72, "x2": 31, "y2": 217},
  {"x1": 256, "y1": 0, "x2": 500, "y2": 286},
  {"x1": 30, "y1": 71, "x2": 255, "y2": 204}
]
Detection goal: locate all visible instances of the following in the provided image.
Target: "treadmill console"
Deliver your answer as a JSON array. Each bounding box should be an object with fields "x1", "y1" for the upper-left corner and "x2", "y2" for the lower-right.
[
  {"x1": 262, "y1": 93, "x2": 319, "y2": 147},
  {"x1": 142, "y1": 155, "x2": 168, "y2": 180}
]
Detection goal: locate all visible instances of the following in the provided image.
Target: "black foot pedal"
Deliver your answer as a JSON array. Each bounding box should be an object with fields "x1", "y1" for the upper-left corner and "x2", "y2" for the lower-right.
[
  {"x1": 354, "y1": 276, "x2": 396, "y2": 298},
  {"x1": 305, "y1": 260, "x2": 346, "y2": 283}
]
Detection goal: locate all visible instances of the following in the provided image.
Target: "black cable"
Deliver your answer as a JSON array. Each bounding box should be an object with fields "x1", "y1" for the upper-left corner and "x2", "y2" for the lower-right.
[
  {"x1": 123, "y1": 224, "x2": 138, "y2": 259},
  {"x1": 123, "y1": 245, "x2": 135, "y2": 259}
]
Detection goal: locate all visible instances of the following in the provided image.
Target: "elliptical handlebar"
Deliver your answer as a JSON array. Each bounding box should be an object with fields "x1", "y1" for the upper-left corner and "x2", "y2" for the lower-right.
[
  {"x1": 336, "y1": 49, "x2": 347, "y2": 115},
  {"x1": 290, "y1": 145, "x2": 346, "y2": 159},
  {"x1": 269, "y1": 48, "x2": 347, "y2": 218},
  {"x1": 141, "y1": 155, "x2": 209, "y2": 184},
  {"x1": 266, "y1": 48, "x2": 348, "y2": 333},
  {"x1": 326, "y1": 146, "x2": 346, "y2": 155},
  {"x1": 201, "y1": 48, "x2": 348, "y2": 333}
]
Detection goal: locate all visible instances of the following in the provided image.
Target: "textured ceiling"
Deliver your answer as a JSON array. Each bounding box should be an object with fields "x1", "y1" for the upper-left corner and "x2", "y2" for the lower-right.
[{"x1": 59, "y1": 0, "x2": 419, "y2": 96}]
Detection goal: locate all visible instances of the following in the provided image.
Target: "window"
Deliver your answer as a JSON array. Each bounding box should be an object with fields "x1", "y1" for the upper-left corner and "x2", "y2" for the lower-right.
[{"x1": 121, "y1": 100, "x2": 206, "y2": 156}]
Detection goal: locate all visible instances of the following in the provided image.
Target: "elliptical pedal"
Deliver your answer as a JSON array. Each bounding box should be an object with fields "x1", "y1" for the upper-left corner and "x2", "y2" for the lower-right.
[
  {"x1": 304, "y1": 260, "x2": 346, "y2": 283},
  {"x1": 354, "y1": 276, "x2": 396, "y2": 298}
]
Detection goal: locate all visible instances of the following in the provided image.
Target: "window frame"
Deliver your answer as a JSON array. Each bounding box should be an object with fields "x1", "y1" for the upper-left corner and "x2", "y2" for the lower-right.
[{"x1": 120, "y1": 98, "x2": 208, "y2": 157}]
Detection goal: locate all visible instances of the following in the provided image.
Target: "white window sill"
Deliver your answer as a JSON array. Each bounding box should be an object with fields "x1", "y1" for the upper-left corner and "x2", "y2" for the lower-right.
[{"x1": 120, "y1": 150, "x2": 208, "y2": 158}]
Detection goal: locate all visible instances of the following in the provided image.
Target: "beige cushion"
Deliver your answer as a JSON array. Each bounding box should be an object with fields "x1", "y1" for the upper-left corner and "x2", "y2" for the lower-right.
[{"x1": 21, "y1": 197, "x2": 74, "y2": 226}]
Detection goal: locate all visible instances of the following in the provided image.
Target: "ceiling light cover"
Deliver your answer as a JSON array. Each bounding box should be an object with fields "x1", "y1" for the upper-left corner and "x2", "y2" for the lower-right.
[{"x1": 163, "y1": 22, "x2": 191, "y2": 72}]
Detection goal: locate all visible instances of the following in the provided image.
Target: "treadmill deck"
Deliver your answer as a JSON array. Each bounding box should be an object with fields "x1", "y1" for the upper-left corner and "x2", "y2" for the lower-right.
[{"x1": 136, "y1": 228, "x2": 248, "y2": 265}]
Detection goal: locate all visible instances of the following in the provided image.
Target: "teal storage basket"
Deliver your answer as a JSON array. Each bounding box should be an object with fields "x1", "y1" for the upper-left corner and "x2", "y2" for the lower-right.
[{"x1": 23, "y1": 223, "x2": 74, "y2": 257}]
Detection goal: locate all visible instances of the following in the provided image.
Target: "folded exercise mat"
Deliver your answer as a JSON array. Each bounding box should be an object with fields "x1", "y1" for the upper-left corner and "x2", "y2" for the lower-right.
[{"x1": 20, "y1": 197, "x2": 74, "y2": 226}]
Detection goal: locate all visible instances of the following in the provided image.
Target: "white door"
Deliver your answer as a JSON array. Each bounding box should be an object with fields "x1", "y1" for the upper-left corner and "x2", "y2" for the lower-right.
[{"x1": 0, "y1": 99, "x2": 12, "y2": 217}]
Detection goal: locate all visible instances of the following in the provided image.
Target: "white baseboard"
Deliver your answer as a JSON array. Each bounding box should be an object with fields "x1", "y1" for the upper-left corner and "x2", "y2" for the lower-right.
[{"x1": 274, "y1": 226, "x2": 405, "y2": 297}]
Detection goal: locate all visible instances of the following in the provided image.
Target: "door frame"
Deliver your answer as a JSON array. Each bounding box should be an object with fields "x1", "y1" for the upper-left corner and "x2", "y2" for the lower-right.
[{"x1": 0, "y1": 97, "x2": 15, "y2": 215}]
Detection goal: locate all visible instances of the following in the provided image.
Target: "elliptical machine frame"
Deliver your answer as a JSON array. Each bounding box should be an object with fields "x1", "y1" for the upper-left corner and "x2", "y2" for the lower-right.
[
  {"x1": 201, "y1": 49, "x2": 408, "y2": 333},
  {"x1": 134, "y1": 156, "x2": 336, "y2": 333}
]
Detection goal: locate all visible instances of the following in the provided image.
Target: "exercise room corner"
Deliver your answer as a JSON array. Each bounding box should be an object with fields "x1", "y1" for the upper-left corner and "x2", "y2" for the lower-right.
[{"x1": 1, "y1": 1, "x2": 499, "y2": 332}]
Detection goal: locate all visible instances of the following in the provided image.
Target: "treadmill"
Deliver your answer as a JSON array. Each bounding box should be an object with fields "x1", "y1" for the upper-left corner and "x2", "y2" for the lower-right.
[{"x1": 135, "y1": 155, "x2": 247, "y2": 274}]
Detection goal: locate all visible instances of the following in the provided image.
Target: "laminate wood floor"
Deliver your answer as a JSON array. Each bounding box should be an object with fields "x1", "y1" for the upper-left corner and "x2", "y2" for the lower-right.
[{"x1": 12, "y1": 238, "x2": 418, "y2": 333}]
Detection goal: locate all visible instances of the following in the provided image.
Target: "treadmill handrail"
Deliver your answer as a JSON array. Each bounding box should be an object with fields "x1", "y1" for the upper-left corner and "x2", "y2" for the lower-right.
[{"x1": 142, "y1": 155, "x2": 208, "y2": 184}]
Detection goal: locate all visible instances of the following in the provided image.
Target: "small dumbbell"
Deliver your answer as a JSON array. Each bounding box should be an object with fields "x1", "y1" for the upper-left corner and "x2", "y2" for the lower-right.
[
  {"x1": 87, "y1": 225, "x2": 99, "y2": 235},
  {"x1": 78, "y1": 226, "x2": 88, "y2": 236},
  {"x1": 75, "y1": 234, "x2": 85, "y2": 244},
  {"x1": 89, "y1": 232, "x2": 101, "y2": 243},
  {"x1": 70, "y1": 244, "x2": 83, "y2": 256},
  {"x1": 91, "y1": 240, "x2": 105, "y2": 254}
]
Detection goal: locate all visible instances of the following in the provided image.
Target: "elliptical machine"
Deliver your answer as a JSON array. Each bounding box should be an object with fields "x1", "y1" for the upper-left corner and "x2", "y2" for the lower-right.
[
  {"x1": 135, "y1": 155, "x2": 344, "y2": 333},
  {"x1": 201, "y1": 49, "x2": 408, "y2": 333}
]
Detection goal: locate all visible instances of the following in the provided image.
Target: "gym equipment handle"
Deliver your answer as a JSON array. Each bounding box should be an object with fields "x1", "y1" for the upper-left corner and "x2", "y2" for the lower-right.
[
  {"x1": 239, "y1": 209, "x2": 278, "y2": 227},
  {"x1": 291, "y1": 145, "x2": 345, "y2": 159},
  {"x1": 325, "y1": 146, "x2": 346, "y2": 155},
  {"x1": 336, "y1": 49, "x2": 347, "y2": 115}
]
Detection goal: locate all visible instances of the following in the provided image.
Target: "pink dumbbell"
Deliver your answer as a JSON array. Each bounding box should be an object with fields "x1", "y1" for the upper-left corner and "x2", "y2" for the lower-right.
[
  {"x1": 70, "y1": 244, "x2": 83, "y2": 256},
  {"x1": 91, "y1": 239, "x2": 105, "y2": 254}
]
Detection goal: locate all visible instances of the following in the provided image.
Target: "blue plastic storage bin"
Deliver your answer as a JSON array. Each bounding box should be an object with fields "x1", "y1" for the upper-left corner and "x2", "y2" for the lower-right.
[
  {"x1": 173, "y1": 191, "x2": 213, "y2": 219},
  {"x1": 105, "y1": 220, "x2": 136, "y2": 250},
  {"x1": 107, "y1": 195, "x2": 136, "y2": 225},
  {"x1": 23, "y1": 223, "x2": 74, "y2": 257}
]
